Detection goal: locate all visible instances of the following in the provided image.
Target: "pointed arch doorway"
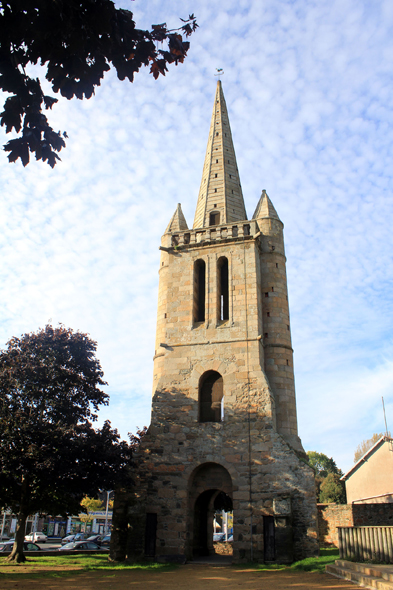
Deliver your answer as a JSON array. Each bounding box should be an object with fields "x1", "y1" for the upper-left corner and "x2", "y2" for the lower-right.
[{"x1": 188, "y1": 463, "x2": 233, "y2": 558}]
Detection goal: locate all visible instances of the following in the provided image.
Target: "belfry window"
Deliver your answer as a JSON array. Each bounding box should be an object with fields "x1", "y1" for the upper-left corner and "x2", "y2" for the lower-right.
[
  {"x1": 217, "y1": 256, "x2": 229, "y2": 321},
  {"x1": 199, "y1": 371, "x2": 223, "y2": 422},
  {"x1": 209, "y1": 211, "x2": 220, "y2": 226},
  {"x1": 193, "y1": 259, "x2": 206, "y2": 323}
]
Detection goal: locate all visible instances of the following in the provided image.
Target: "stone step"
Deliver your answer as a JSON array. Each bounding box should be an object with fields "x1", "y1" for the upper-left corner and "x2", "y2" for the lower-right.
[
  {"x1": 335, "y1": 560, "x2": 393, "y2": 583},
  {"x1": 326, "y1": 561, "x2": 393, "y2": 590}
]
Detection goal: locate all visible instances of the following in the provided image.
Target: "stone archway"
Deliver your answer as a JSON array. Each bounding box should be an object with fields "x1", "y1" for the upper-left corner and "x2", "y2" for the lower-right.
[{"x1": 188, "y1": 462, "x2": 233, "y2": 558}]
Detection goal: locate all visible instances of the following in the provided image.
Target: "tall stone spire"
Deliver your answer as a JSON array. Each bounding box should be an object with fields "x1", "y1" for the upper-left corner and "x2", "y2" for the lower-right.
[{"x1": 193, "y1": 81, "x2": 247, "y2": 229}]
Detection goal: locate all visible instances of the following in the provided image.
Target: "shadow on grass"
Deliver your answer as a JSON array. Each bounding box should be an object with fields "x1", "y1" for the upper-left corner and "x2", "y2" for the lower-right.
[
  {"x1": 0, "y1": 548, "x2": 340, "y2": 580},
  {"x1": 0, "y1": 554, "x2": 177, "y2": 580},
  {"x1": 235, "y1": 547, "x2": 340, "y2": 574}
]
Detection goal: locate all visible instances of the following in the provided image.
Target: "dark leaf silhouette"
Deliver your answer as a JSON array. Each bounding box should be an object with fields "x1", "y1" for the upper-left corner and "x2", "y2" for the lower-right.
[{"x1": 0, "y1": 2, "x2": 197, "y2": 167}]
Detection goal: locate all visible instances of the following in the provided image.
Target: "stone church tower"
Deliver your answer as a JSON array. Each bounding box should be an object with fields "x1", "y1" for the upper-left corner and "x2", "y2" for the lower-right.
[{"x1": 120, "y1": 81, "x2": 318, "y2": 563}]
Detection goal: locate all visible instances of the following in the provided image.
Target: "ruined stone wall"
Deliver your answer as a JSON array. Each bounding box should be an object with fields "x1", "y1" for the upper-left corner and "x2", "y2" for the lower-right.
[
  {"x1": 124, "y1": 419, "x2": 315, "y2": 562},
  {"x1": 126, "y1": 396, "x2": 318, "y2": 563},
  {"x1": 317, "y1": 503, "x2": 393, "y2": 546},
  {"x1": 353, "y1": 504, "x2": 393, "y2": 526},
  {"x1": 317, "y1": 504, "x2": 353, "y2": 546}
]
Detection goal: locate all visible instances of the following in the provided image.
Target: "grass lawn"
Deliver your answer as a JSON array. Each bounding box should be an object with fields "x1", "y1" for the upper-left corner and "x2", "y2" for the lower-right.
[
  {"x1": 255, "y1": 547, "x2": 340, "y2": 573},
  {"x1": 0, "y1": 547, "x2": 340, "y2": 580},
  {"x1": 0, "y1": 553, "x2": 174, "y2": 580}
]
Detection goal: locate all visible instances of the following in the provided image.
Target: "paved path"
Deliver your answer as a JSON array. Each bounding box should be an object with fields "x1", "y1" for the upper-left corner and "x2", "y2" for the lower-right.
[{"x1": 2, "y1": 564, "x2": 358, "y2": 590}]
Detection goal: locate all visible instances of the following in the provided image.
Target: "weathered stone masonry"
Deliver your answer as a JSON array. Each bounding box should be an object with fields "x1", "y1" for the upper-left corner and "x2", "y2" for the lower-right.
[
  {"x1": 318, "y1": 503, "x2": 393, "y2": 547},
  {"x1": 116, "y1": 81, "x2": 318, "y2": 563}
]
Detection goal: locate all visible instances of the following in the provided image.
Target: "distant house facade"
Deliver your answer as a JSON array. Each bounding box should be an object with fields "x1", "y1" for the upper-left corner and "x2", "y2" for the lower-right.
[{"x1": 341, "y1": 436, "x2": 393, "y2": 504}]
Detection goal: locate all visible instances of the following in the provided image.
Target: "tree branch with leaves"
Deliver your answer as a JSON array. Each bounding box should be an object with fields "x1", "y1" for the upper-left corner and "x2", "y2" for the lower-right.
[
  {"x1": 79, "y1": 496, "x2": 104, "y2": 529},
  {"x1": 307, "y1": 451, "x2": 346, "y2": 504},
  {"x1": 0, "y1": 1, "x2": 197, "y2": 167}
]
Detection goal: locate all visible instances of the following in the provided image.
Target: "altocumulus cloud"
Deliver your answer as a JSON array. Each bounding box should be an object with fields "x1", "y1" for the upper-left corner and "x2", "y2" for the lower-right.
[{"x1": 0, "y1": 0, "x2": 393, "y2": 472}]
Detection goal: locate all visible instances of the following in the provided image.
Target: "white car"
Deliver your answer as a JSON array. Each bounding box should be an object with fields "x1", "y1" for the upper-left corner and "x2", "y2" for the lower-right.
[{"x1": 24, "y1": 532, "x2": 47, "y2": 543}]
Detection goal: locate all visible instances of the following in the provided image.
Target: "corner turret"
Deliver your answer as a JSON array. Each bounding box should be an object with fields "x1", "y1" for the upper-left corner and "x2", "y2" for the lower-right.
[
  {"x1": 165, "y1": 203, "x2": 188, "y2": 233},
  {"x1": 253, "y1": 189, "x2": 280, "y2": 221},
  {"x1": 254, "y1": 190, "x2": 303, "y2": 452}
]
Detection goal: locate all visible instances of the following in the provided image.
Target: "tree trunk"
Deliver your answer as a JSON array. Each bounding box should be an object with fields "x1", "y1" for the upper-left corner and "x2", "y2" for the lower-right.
[
  {"x1": 109, "y1": 488, "x2": 130, "y2": 562},
  {"x1": 7, "y1": 511, "x2": 27, "y2": 562}
]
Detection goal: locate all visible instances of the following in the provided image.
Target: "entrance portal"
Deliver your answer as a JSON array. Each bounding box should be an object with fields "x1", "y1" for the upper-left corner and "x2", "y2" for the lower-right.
[{"x1": 188, "y1": 463, "x2": 233, "y2": 558}]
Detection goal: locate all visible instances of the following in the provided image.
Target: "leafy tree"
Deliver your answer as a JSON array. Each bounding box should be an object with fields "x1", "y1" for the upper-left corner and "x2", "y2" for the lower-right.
[
  {"x1": 79, "y1": 496, "x2": 104, "y2": 529},
  {"x1": 0, "y1": 325, "x2": 132, "y2": 562},
  {"x1": 81, "y1": 496, "x2": 104, "y2": 512},
  {"x1": 0, "y1": 1, "x2": 198, "y2": 167},
  {"x1": 307, "y1": 452, "x2": 341, "y2": 479},
  {"x1": 354, "y1": 433, "x2": 385, "y2": 463},
  {"x1": 319, "y1": 473, "x2": 346, "y2": 504},
  {"x1": 307, "y1": 451, "x2": 346, "y2": 504}
]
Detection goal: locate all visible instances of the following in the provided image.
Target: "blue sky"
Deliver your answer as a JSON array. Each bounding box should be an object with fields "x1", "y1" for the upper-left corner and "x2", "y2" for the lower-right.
[{"x1": 1, "y1": 0, "x2": 393, "y2": 473}]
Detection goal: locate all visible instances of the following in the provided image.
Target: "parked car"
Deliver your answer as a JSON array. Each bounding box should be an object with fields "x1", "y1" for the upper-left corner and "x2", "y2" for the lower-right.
[
  {"x1": 61, "y1": 533, "x2": 89, "y2": 545},
  {"x1": 58, "y1": 541, "x2": 107, "y2": 552},
  {"x1": 0, "y1": 541, "x2": 41, "y2": 552},
  {"x1": 213, "y1": 533, "x2": 233, "y2": 542},
  {"x1": 25, "y1": 532, "x2": 47, "y2": 543},
  {"x1": 61, "y1": 534, "x2": 75, "y2": 544},
  {"x1": 100, "y1": 534, "x2": 111, "y2": 547},
  {"x1": 86, "y1": 534, "x2": 104, "y2": 545}
]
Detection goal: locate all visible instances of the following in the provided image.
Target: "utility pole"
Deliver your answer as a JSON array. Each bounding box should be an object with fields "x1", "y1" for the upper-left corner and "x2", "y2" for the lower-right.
[
  {"x1": 0, "y1": 510, "x2": 6, "y2": 540},
  {"x1": 104, "y1": 490, "x2": 113, "y2": 535}
]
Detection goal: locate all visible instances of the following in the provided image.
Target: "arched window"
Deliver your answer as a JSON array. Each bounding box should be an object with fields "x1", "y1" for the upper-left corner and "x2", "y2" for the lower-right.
[
  {"x1": 193, "y1": 259, "x2": 206, "y2": 323},
  {"x1": 199, "y1": 371, "x2": 223, "y2": 423},
  {"x1": 217, "y1": 257, "x2": 229, "y2": 321}
]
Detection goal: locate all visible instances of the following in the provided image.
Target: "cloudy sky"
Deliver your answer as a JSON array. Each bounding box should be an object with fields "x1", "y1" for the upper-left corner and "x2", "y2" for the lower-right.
[{"x1": 1, "y1": 0, "x2": 393, "y2": 473}]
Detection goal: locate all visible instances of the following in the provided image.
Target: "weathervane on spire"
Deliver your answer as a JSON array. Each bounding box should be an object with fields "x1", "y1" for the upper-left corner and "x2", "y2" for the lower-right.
[{"x1": 215, "y1": 68, "x2": 224, "y2": 79}]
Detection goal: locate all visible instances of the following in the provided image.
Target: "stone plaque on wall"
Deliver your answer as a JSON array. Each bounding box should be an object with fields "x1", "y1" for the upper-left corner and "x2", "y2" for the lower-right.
[{"x1": 273, "y1": 497, "x2": 291, "y2": 516}]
